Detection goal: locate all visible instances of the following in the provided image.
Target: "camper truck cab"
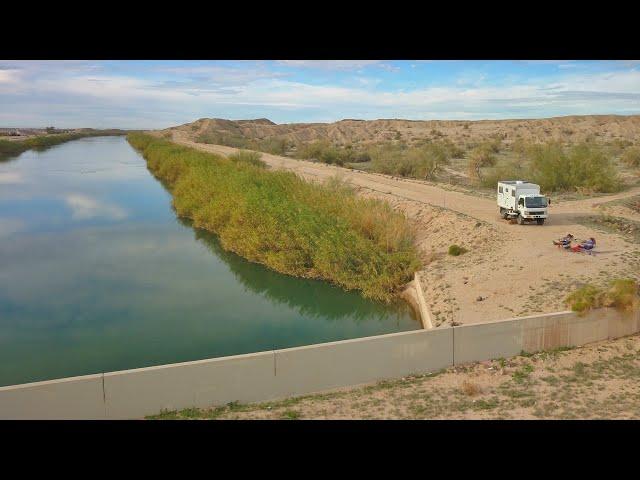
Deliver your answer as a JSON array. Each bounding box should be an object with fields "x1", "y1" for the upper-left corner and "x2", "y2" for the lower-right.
[{"x1": 497, "y1": 180, "x2": 549, "y2": 225}]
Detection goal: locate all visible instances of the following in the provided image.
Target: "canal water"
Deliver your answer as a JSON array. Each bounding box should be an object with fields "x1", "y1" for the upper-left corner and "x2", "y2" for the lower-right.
[{"x1": 0, "y1": 136, "x2": 419, "y2": 386}]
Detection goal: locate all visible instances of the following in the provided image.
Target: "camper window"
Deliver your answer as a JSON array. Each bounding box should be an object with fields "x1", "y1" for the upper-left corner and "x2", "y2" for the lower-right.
[{"x1": 499, "y1": 186, "x2": 503, "y2": 193}]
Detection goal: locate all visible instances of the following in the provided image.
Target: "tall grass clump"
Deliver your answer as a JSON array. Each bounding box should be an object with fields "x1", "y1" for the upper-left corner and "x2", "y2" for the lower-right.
[
  {"x1": 621, "y1": 146, "x2": 640, "y2": 168},
  {"x1": 127, "y1": 133, "x2": 420, "y2": 302},
  {"x1": 228, "y1": 150, "x2": 266, "y2": 168},
  {"x1": 565, "y1": 279, "x2": 639, "y2": 314}
]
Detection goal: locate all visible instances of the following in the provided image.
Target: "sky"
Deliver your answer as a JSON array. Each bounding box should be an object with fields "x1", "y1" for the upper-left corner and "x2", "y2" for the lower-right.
[{"x1": 1, "y1": 60, "x2": 639, "y2": 129}]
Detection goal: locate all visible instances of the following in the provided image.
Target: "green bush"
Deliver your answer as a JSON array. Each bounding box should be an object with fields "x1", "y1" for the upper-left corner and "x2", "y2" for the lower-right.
[
  {"x1": 479, "y1": 141, "x2": 621, "y2": 193},
  {"x1": 369, "y1": 142, "x2": 451, "y2": 180},
  {"x1": 467, "y1": 144, "x2": 497, "y2": 182},
  {"x1": 621, "y1": 146, "x2": 640, "y2": 168},
  {"x1": 448, "y1": 244, "x2": 468, "y2": 256},
  {"x1": 195, "y1": 131, "x2": 289, "y2": 156},
  {"x1": 528, "y1": 142, "x2": 620, "y2": 193},
  {"x1": 604, "y1": 279, "x2": 640, "y2": 311},
  {"x1": 565, "y1": 284, "x2": 602, "y2": 313},
  {"x1": 127, "y1": 133, "x2": 420, "y2": 302},
  {"x1": 228, "y1": 150, "x2": 266, "y2": 168},
  {"x1": 565, "y1": 279, "x2": 639, "y2": 314}
]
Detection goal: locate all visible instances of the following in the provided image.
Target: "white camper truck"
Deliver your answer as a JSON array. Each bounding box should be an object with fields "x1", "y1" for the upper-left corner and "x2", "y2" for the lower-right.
[{"x1": 497, "y1": 180, "x2": 549, "y2": 225}]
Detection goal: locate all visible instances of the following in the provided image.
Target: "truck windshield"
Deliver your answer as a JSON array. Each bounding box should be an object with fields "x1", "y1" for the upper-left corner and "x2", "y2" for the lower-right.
[{"x1": 525, "y1": 197, "x2": 548, "y2": 208}]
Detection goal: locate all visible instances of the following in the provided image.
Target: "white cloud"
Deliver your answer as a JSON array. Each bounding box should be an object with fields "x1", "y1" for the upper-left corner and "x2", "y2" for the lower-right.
[
  {"x1": 0, "y1": 68, "x2": 21, "y2": 84},
  {"x1": 2, "y1": 61, "x2": 640, "y2": 127},
  {"x1": 276, "y1": 60, "x2": 383, "y2": 71},
  {"x1": 0, "y1": 172, "x2": 23, "y2": 184},
  {"x1": 64, "y1": 194, "x2": 127, "y2": 221}
]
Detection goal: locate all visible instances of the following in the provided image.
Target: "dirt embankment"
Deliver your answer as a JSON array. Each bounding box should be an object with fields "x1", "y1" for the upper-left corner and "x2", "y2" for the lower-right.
[{"x1": 159, "y1": 128, "x2": 640, "y2": 326}]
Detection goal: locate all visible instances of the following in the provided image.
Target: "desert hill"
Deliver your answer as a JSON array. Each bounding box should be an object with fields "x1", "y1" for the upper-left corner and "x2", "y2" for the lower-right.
[{"x1": 168, "y1": 115, "x2": 640, "y2": 148}]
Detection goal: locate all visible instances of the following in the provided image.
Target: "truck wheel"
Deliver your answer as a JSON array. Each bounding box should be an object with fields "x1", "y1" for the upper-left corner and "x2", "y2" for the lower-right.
[
  {"x1": 517, "y1": 215, "x2": 524, "y2": 225},
  {"x1": 537, "y1": 219, "x2": 545, "y2": 225}
]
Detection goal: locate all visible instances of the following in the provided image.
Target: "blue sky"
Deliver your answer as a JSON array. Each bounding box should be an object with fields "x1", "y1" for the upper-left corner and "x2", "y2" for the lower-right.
[{"x1": 1, "y1": 60, "x2": 639, "y2": 128}]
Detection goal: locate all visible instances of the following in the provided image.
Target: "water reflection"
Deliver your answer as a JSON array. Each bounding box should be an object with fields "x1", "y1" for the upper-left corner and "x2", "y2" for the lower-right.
[
  {"x1": 0, "y1": 136, "x2": 418, "y2": 386},
  {"x1": 182, "y1": 218, "x2": 415, "y2": 324}
]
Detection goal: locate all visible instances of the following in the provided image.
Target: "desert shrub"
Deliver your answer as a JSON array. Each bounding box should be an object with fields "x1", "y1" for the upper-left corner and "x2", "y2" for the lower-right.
[
  {"x1": 461, "y1": 380, "x2": 481, "y2": 396},
  {"x1": 196, "y1": 131, "x2": 250, "y2": 149},
  {"x1": 467, "y1": 144, "x2": 497, "y2": 182},
  {"x1": 295, "y1": 140, "x2": 331, "y2": 160},
  {"x1": 228, "y1": 150, "x2": 266, "y2": 168},
  {"x1": 512, "y1": 138, "x2": 531, "y2": 158},
  {"x1": 621, "y1": 146, "x2": 640, "y2": 168},
  {"x1": 351, "y1": 151, "x2": 371, "y2": 163},
  {"x1": 603, "y1": 279, "x2": 640, "y2": 311},
  {"x1": 565, "y1": 284, "x2": 602, "y2": 313},
  {"x1": 527, "y1": 142, "x2": 620, "y2": 193},
  {"x1": 295, "y1": 140, "x2": 341, "y2": 165},
  {"x1": 197, "y1": 131, "x2": 289, "y2": 156},
  {"x1": 486, "y1": 136, "x2": 502, "y2": 153},
  {"x1": 257, "y1": 137, "x2": 289, "y2": 155},
  {"x1": 127, "y1": 133, "x2": 420, "y2": 302},
  {"x1": 565, "y1": 279, "x2": 639, "y2": 314},
  {"x1": 609, "y1": 139, "x2": 633, "y2": 155},
  {"x1": 479, "y1": 160, "x2": 524, "y2": 188},
  {"x1": 448, "y1": 244, "x2": 468, "y2": 256},
  {"x1": 369, "y1": 142, "x2": 451, "y2": 180},
  {"x1": 440, "y1": 139, "x2": 465, "y2": 158}
]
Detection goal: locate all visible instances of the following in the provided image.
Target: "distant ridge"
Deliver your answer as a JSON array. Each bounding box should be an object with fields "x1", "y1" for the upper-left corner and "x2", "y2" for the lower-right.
[
  {"x1": 236, "y1": 118, "x2": 277, "y2": 126},
  {"x1": 168, "y1": 114, "x2": 640, "y2": 147}
]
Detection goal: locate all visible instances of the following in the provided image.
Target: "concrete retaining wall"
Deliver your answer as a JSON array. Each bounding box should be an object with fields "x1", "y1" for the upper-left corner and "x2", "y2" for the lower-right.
[
  {"x1": 0, "y1": 373, "x2": 105, "y2": 420},
  {"x1": 453, "y1": 308, "x2": 640, "y2": 365},
  {"x1": 413, "y1": 272, "x2": 434, "y2": 329},
  {"x1": 1, "y1": 307, "x2": 638, "y2": 419}
]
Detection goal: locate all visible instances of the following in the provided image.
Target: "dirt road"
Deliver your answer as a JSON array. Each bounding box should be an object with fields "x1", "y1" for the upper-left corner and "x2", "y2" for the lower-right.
[{"x1": 167, "y1": 131, "x2": 640, "y2": 326}]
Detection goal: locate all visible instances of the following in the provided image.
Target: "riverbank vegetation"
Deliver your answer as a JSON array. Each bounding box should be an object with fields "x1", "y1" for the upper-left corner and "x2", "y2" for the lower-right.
[
  {"x1": 0, "y1": 129, "x2": 127, "y2": 160},
  {"x1": 127, "y1": 133, "x2": 420, "y2": 302}
]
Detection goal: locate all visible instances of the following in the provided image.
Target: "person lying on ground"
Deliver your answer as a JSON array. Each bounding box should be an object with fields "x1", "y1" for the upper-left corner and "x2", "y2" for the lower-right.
[
  {"x1": 553, "y1": 233, "x2": 574, "y2": 248},
  {"x1": 571, "y1": 237, "x2": 596, "y2": 253}
]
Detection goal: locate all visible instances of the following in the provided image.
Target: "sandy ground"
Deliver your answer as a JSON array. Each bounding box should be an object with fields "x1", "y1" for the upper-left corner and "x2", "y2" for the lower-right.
[
  {"x1": 162, "y1": 130, "x2": 640, "y2": 326},
  {"x1": 149, "y1": 331, "x2": 640, "y2": 420}
]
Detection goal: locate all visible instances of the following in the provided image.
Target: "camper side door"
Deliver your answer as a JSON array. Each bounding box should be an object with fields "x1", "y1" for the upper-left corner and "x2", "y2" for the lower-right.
[{"x1": 502, "y1": 186, "x2": 515, "y2": 210}]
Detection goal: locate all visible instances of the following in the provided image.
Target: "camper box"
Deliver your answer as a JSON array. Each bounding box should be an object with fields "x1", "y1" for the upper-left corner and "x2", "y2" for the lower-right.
[{"x1": 497, "y1": 181, "x2": 540, "y2": 211}]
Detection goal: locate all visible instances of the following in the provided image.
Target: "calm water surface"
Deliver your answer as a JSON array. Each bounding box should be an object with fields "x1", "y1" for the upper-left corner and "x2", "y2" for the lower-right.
[{"x1": 0, "y1": 137, "x2": 419, "y2": 386}]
